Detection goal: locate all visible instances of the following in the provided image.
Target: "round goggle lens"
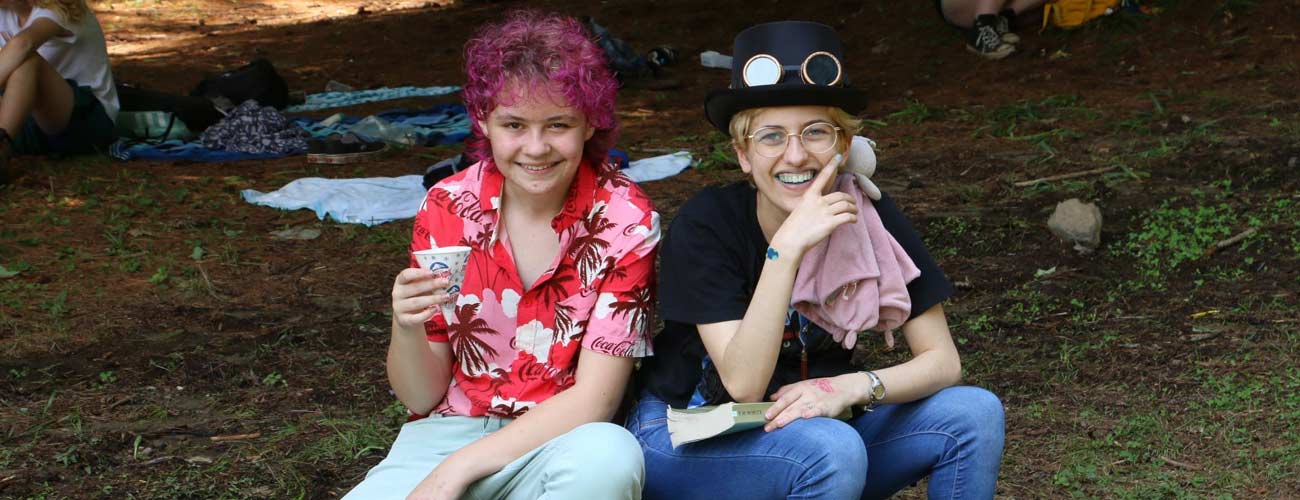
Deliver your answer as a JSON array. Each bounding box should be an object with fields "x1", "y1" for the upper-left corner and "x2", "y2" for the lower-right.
[
  {"x1": 742, "y1": 55, "x2": 782, "y2": 87},
  {"x1": 802, "y1": 52, "x2": 842, "y2": 86}
]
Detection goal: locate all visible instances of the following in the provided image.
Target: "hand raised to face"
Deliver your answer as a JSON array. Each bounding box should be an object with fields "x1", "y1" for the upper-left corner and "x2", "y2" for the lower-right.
[{"x1": 770, "y1": 154, "x2": 858, "y2": 257}]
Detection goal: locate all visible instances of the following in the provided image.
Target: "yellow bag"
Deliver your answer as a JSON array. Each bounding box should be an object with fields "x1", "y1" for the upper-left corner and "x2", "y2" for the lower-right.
[{"x1": 1042, "y1": 0, "x2": 1121, "y2": 29}]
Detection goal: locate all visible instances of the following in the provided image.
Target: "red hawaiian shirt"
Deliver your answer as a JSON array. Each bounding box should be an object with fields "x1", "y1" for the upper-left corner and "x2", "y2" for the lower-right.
[{"x1": 409, "y1": 159, "x2": 660, "y2": 418}]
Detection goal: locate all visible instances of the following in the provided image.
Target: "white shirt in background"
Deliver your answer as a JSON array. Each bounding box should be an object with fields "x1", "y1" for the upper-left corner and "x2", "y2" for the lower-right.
[{"x1": 0, "y1": 7, "x2": 119, "y2": 122}]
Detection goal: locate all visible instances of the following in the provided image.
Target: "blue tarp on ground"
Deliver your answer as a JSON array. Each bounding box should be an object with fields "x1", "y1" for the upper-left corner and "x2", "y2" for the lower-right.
[{"x1": 109, "y1": 104, "x2": 469, "y2": 162}]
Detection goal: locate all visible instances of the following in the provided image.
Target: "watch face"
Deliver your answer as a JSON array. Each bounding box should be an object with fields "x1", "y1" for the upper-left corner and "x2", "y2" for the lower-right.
[{"x1": 867, "y1": 372, "x2": 885, "y2": 400}]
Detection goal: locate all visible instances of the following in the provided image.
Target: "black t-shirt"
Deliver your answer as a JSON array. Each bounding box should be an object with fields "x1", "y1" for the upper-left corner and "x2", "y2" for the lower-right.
[{"x1": 638, "y1": 182, "x2": 954, "y2": 409}]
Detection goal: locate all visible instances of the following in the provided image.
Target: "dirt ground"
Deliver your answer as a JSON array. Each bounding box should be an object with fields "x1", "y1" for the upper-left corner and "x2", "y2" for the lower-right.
[{"x1": 2, "y1": 0, "x2": 1298, "y2": 498}]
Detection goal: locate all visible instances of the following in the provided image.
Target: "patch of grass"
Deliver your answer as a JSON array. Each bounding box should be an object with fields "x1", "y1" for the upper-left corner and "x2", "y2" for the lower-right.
[
  {"x1": 119, "y1": 257, "x2": 142, "y2": 273},
  {"x1": 363, "y1": 224, "x2": 411, "y2": 256},
  {"x1": 1003, "y1": 285, "x2": 1062, "y2": 327},
  {"x1": 40, "y1": 290, "x2": 70, "y2": 319},
  {"x1": 922, "y1": 216, "x2": 971, "y2": 259},
  {"x1": 261, "y1": 371, "x2": 285, "y2": 387},
  {"x1": 296, "y1": 417, "x2": 394, "y2": 463},
  {"x1": 974, "y1": 95, "x2": 1099, "y2": 162},
  {"x1": 1117, "y1": 182, "x2": 1257, "y2": 286},
  {"x1": 695, "y1": 141, "x2": 738, "y2": 172},
  {"x1": 887, "y1": 99, "x2": 939, "y2": 124},
  {"x1": 983, "y1": 95, "x2": 1102, "y2": 136},
  {"x1": 149, "y1": 266, "x2": 170, "y2": 286}
]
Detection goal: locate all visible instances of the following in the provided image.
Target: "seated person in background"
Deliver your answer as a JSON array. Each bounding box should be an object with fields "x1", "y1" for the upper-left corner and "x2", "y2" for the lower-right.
[
  {"x1": 935, "y1": 0, "x2": 1051, "y2": 59},
  {"x1": 1, "y1": 0, "x2": 117, "y2": 182},
  {"x1": 344, "y1": 9, "x2": 659, "y2": 500},
  {"x1": 631, "y1": 21, "x2": 1006, "y2": 500}
]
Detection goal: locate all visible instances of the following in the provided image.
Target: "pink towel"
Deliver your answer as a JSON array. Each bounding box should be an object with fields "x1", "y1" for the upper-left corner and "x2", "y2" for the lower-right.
[{"x1": 792, "y1": 174, "x2": 921, "y2": 349}]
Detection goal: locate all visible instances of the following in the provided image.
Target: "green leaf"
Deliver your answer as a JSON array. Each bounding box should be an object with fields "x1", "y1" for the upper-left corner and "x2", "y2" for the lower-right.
[{"x1": 0, "y1": 265, "x2": 18, "y2": 278}]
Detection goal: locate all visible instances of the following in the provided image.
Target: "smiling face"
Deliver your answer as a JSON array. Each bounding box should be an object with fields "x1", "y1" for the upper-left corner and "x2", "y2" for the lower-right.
[
  {"x1": 478, "y1": 84, "x2": 595, "y2": 209},
  {"x1": 734, "y1": 105, "x2": 848, "y2": 221}
]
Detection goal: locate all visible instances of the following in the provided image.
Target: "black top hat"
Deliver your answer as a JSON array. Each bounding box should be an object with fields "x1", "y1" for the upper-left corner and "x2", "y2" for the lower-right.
[{"x1": 704, "y1": 21, "x2": 868, "y2": 135}]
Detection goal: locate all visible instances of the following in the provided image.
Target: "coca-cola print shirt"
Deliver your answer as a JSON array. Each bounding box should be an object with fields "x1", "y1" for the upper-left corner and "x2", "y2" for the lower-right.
[{"x1": 411, "y1": 159, "x2": 660, "y2": 418}]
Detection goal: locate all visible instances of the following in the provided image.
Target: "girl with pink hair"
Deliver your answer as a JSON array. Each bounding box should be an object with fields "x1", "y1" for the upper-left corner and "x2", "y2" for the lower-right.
[{"x1": 344, "y1": 10, "x2": 659, "y2": 500}]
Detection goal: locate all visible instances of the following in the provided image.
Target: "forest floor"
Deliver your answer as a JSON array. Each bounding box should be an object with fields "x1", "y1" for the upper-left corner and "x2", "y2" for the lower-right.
[{"x1": 1, "y1": 0, "x2": 1298, "y2": 497}]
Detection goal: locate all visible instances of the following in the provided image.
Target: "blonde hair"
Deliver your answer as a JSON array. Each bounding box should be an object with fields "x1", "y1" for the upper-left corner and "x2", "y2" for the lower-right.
[{"x1": 34, "y1": 0, "x2": 89, "y2": 24}]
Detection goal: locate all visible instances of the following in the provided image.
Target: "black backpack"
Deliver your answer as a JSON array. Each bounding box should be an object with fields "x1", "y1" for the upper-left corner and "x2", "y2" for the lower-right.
[
  {"x1": 190, "y1": 58, "x2": 290, "y2": 110},
  {"x1": 116, "y1": 83, "x2": 224, "y2": 133}
]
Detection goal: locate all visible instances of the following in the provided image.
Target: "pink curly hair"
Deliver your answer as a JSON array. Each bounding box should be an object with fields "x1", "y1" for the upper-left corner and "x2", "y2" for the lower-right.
[{"x1": 462, "y1": 10, "x2": 619, "y2": 168}]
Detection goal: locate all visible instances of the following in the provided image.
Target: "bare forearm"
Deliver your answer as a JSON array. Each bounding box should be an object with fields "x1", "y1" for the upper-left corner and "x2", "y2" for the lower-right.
[
  {"x1": 847, "y1": 349, "x2": 961, "y2": 406},
  {"x1": 386, "y1": 320, "x2": 450, "y2": 415},
  {"x1": 0, "y1": 40, "x2": 35, "y2": 88},
  {"x1": 717, "y1": 250, "x2": 801, "y2": 401}
]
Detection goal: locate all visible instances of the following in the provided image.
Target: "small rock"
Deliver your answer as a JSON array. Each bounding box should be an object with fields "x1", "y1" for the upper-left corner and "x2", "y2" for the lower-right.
[
  {"x1": 1289, "y1": 157, "x2": 1297, "y2": 168},
  {"x1": 270, "y1": 227, "x2": 321, "y2": 241},
  {"x1": 1047, "y1": 198, "x2": 1102, "y2": 253}
]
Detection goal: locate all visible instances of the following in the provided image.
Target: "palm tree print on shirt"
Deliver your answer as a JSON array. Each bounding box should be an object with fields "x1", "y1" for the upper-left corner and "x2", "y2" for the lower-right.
[
  {"x1": 596, "y1": 163, "x2": 633, "y2": 191},
  {"x1": 568, "y1": 204, "x2": 616, "y2": 286},
  {"x1": 447, "y1": 303, "x2": 499, "y2": 376},
  {"x1": 609, "y1": 286, "x2": 653, "y2": 336}
]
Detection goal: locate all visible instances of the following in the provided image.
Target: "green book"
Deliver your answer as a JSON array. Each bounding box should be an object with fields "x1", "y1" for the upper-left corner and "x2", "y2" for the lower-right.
[
  {"x1": 666, "y1": 402, "x2": 775, "y2": 448},
  {"x1": 666, "y1": 402, "x2": 856, "y2": 448}
]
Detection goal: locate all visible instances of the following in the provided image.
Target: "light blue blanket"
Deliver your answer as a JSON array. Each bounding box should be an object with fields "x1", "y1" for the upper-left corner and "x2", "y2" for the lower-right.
[{"x1": 285, "y1": 86, "x2": 461, "y2": 112}]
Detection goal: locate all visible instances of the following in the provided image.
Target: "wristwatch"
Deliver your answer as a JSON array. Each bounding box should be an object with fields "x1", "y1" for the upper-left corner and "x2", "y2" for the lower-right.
[{"x1": 861, "y1": 370, "x2": 886, "y2": 411}]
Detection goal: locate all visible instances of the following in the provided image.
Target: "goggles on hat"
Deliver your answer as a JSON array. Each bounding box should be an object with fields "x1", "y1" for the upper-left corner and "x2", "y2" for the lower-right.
[{"x1": 741, "y1": 51, "x2": 843, "y2": 88}]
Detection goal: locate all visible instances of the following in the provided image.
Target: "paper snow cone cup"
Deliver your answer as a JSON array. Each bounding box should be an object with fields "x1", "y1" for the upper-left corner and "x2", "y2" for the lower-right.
[{"x1": 412, "y1": 246, "x2": 471, "y2": 324}]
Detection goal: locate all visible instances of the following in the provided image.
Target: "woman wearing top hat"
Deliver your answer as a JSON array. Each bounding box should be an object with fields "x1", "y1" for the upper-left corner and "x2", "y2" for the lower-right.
[{"x1": 630, "y1": 21, "x2": 1005, "y2": 499}]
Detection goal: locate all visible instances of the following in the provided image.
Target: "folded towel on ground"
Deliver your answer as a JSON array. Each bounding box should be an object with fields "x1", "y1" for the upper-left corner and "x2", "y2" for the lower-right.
[
  {"x1": 240, "y1": 175, "x2": 427, "y2": 226},
  {"x1": 623, "y1": 151, "x2": 692, "y2": 183}
]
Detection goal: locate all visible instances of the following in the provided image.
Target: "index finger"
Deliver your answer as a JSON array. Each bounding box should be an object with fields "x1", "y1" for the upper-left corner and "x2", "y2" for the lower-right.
[
  {"x1": 764, "y1": 389, "x2": 799, "y2": 420},
  {"x1": 805, "y1": 153, "x2": 843, "y2": 197},
  {"x1": 395, "y1": 267, "x2": 434, "y2": 285}
]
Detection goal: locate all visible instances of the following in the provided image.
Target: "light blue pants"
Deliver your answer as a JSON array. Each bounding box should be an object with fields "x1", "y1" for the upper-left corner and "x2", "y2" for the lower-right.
[{"x1": 344, "y1": 414, "x2": 644, "y2": 499}]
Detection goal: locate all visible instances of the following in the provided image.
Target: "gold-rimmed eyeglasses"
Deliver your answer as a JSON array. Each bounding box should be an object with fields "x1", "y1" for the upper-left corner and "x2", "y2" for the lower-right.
[{"x1": 745, "y1": 122, "x2": 842, "y2": 158}]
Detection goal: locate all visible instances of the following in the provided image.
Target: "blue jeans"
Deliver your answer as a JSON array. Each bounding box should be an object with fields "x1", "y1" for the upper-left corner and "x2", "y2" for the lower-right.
[{"x1": 627, "y1": 386, "x2": 1004, "y2": 500}]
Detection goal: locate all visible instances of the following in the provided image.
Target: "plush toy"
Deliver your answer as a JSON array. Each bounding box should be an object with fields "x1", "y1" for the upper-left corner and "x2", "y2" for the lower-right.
[{"x1": 845, "y1": 135, "x2": 882, "y2": 201}]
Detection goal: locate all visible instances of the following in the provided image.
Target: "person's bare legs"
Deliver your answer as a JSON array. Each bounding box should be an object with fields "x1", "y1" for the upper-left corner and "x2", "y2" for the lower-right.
[
  {"x1": 0, "y1": 53, "x2": 74, "y2": 179},
  {"x1": 938, "y1": 0, "x2": 1005, "y2": 29},
  {"x1": 1007, "y1": 0, "x2": 1051, "y2": 16},
  {"x1": 1, "y1": 53, "x2": 75, "y2": 140}
]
